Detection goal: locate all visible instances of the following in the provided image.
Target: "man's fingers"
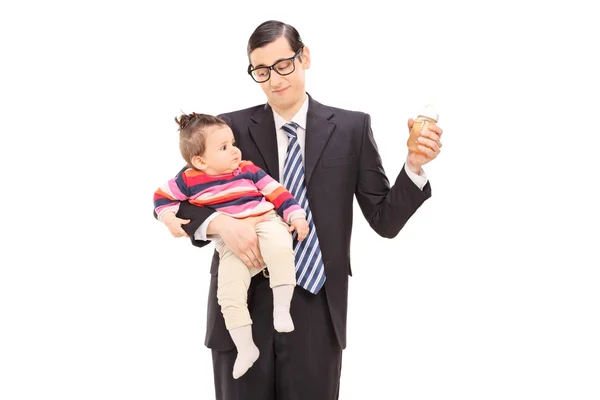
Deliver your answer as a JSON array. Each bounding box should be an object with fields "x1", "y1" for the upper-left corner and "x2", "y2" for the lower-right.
[
  {"x1": 239, "y1": 253, "x2": 255, "y2": 269},
  {"x1": 417, "y1": 137, "x2": 440, "y2": 153},
  {"x1": 417, "y1": 145, "x2": 436, "y2": 158},
  {"x1": 288, "y1": 225, "x2": 295, "y2": 232},
  {"x1": 246, "y1": 245, "x2": 264, "y2": 269},
  {"x1": 420, "y1": 128, "x2": 443, "y2": 149},
  {"x1": 254, "y1": 246, "x2": 265, "y2": 268},
  {"x1": 238, "y1": 248, "x2": 260, "y2": 269},
  {"x1": 427, "y1": 124, "x2": 443, "y2": 138}
]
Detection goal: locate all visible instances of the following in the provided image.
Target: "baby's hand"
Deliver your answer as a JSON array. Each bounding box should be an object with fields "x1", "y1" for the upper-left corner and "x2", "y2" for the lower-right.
[
  {"x1": 289, "y1": 218, "x2": 309, "y2": 241},
  {"x1": 161, "y1": 212, "x2": 190, "y2": 238}
]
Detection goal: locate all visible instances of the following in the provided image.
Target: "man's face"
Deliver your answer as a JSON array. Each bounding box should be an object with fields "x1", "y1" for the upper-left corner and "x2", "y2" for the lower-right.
[{"x1": 248, "y1": 36, "x2": 310, "y2": 112}]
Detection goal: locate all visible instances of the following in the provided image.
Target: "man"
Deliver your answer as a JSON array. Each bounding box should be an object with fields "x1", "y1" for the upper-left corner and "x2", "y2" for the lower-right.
[{"x1": 166, "y1": 20, "x2": 443, "y2": 400}]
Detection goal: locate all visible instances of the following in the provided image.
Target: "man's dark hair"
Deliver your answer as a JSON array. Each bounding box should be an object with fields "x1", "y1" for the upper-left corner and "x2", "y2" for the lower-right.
[{"x1": 247, "y1": 20, "x2": 305, "y2": 60}]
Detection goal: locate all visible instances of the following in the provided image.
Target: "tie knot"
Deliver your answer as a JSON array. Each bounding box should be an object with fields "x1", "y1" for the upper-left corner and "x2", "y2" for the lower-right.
[{"x1": 282, "y1": 122, "x2": 299, "y2": 139}]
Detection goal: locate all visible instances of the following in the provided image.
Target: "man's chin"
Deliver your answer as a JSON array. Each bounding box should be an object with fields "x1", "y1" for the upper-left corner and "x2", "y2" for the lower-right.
[{"x1": 269, "y1": 95, "x2": 294, "y2": 109}]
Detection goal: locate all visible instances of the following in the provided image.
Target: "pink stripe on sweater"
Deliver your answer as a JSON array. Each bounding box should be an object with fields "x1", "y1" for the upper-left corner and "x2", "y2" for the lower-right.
[
  {"x1": 255, "y1": 175, "x2": 273, "y2": 190},
  {"x1": 283, "y1": 204, "x2": 303, "y2": 222},
  {"x1": 192, "y1": 179, "x2": 258, "y2": 200},
  {"x1": 218, "y1": 199, "x2": 271, "y2": 217},
  {"x1": 156, "y1": 204, "x2": 179, "y2": 216},
  {"x1": 167, "y1": 180, "x2": 188, "y2": 200},
  {"x1": 259, "y1": 180, "x2": 281, "y2": 196}
]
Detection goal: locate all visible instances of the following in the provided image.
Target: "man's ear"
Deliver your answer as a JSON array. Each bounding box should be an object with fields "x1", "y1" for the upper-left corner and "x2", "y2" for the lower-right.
[
  {"x1": 191, "y1": 155, "x2": 207, "y2": 171},
  {"x1": 301, "y1": 46, "x2": 311, "y2": 69}
]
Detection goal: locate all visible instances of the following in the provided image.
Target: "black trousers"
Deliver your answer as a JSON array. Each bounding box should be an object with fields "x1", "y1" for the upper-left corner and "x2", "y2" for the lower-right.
[{"x1": 211, "y1": 271, "x2": 342, "y2": 400}]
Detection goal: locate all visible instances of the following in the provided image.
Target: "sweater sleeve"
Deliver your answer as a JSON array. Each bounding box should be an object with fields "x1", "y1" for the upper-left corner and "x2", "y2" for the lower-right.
[
  {"x1": 244, "y1": 162, "x2": 305, "y2": 223},
  {"x1": 153, "y1": 169, "x2": 191, "y2": 221}
]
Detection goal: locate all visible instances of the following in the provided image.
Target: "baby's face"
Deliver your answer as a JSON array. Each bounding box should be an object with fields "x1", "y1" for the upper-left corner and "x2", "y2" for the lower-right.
[{"x1": 198, "y1": 125, "x2": 242, "y2": 175}]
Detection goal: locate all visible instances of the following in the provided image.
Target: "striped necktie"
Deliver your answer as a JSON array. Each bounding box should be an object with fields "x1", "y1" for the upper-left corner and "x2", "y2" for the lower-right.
[{"x1": 282, "y1": 122, "x2": 326, "y2": 294}]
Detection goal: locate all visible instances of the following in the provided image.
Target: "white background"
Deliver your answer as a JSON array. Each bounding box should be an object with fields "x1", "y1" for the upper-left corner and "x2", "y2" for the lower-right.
[{"x1": 1, "y1": 1, "x2": 599, "y2": 399}]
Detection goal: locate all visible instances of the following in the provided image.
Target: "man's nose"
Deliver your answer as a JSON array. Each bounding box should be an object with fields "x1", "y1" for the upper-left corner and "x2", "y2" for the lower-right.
[{"x1": 269, "y1": 70, "x2": 284, "y2": 86}]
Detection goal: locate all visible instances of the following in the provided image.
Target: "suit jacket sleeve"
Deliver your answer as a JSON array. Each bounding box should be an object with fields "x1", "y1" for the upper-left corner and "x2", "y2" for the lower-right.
[{"x1": 354, "y1": 113, "x2": 432, "y2": 238}]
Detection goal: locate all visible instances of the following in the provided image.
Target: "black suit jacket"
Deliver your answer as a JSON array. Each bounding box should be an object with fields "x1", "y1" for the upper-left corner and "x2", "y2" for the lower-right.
[{"x1": 176, "y1": 94, "x2": 432, "y2": 350}]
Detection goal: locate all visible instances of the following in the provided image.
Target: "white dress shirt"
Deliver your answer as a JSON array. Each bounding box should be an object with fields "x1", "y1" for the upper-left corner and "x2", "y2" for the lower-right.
[{"x1": 194, "y1": 96, "x2": 428, "y2": 240}]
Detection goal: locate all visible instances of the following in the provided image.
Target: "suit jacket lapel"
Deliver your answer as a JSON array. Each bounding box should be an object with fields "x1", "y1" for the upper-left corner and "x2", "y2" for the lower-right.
[
  {"x1": 248, "y1": 103, "x2": 280, "y2": 181},
  {"x1": 247, "y1": 96, "x2": 336, "y2": 185},
  {"x1": 305, "y1": 96, "x2": 335, "y2": 185}
]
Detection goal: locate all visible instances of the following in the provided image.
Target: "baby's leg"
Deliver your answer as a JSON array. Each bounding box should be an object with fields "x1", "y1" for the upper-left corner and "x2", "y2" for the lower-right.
[
  {"x1": 255, "y1": 213, "x2": 297, "y2": 333},
  {"x1": 215, "y1": 238, "x2": 259, "y2": 379}
]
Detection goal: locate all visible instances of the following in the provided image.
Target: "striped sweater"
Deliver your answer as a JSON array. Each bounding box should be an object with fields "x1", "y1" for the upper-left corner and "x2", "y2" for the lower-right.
[{"x1": 153, "y1": 160, "x2": 305, "y2": 223}]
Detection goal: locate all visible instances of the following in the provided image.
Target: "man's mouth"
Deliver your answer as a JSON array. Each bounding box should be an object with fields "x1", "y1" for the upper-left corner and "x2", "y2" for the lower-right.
[{"x1": 273, "y1": 87, "x2": 289, "y2": 94}]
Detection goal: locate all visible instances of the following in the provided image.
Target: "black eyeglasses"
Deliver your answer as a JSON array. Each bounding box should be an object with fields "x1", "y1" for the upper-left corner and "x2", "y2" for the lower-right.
[{"x1": 247, "y1": 47, "x2": 304, "y2": 83}]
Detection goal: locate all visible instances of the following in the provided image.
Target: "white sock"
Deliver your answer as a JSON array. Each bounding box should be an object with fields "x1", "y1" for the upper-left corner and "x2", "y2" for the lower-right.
[
  {"x1": 272, "y1": 284, "x2": 295, "y2": 333},
  {"x1": 229, "y1": 325, "x2": 259, "y2": 379}
]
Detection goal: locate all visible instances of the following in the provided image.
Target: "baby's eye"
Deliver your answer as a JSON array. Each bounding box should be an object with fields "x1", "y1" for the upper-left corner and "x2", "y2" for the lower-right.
[{"x1": 220, "y1": 145, "x2": 226, "y2": 151}]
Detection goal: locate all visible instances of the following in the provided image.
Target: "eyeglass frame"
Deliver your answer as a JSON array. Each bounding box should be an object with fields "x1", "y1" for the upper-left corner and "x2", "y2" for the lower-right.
[{"x1": 247, "y1": 47, "x2": 304, "y2": 83}]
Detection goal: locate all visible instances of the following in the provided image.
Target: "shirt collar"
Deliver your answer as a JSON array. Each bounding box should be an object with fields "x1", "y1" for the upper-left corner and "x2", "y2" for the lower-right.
[{"x1": 273, "y1": 94, "x2": 309, "y2": 131}]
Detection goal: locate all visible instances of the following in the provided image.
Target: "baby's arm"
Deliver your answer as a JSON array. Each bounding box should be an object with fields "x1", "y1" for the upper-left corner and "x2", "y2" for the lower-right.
[
  {"x1": 246, "y1": 163, "x2": 306, "y2": 224},
  {"x1": 247, "y1": 163, "x2": 310, "y2": 241},
  {"x1": 153, "y1": 170, "x2": 192, "y2": 236}
]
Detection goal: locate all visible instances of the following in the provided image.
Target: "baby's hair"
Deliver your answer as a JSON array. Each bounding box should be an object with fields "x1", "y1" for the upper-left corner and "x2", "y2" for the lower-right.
[{"x1": 175, "y1": 112, "x2": 228, "y2": 169}]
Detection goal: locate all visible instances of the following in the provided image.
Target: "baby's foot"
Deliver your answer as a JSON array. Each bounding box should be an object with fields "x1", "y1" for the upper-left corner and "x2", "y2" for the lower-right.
[
  {"x1": 232, "y1": 345, "x2": 260, "y2": 379},
  {"x1": 274, "y1": 309, "x2": 295, "y2": 333}
]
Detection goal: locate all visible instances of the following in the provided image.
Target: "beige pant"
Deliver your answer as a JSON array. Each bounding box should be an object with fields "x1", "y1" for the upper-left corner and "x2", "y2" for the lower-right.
[{"x1": 213, "y1": 210, "x2": 296, "y2": 330}]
